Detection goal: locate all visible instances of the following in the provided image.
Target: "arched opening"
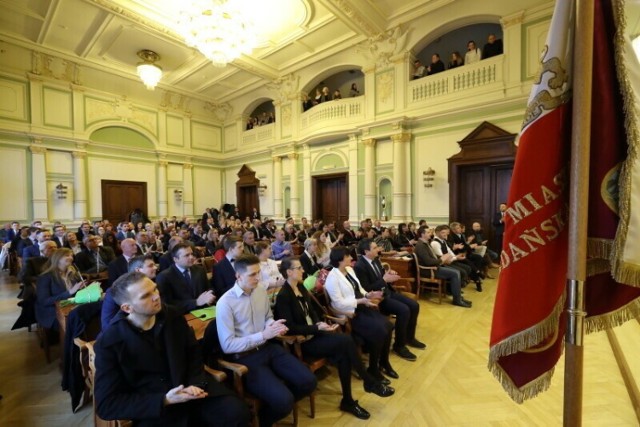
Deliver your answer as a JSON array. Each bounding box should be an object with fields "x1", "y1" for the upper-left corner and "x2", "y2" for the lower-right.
[
  {"x1": 415, "y1": 23, "x2": 503, "y2": 72},
  {"x1": 89, "y1": 125, "x2": 155, "y2": 149},
  {"x1": 245, "y1": 99, "x2": 276, "y2": 129},
  {"x1": 378, "y1": 178, "x2": 392, "y2": 220},
  {"x1": 302, "y1": 67, "x2": 364, "y2": 111},
  {"x1": 283, "y1": 187, "x2": 291, "y2": 218}
]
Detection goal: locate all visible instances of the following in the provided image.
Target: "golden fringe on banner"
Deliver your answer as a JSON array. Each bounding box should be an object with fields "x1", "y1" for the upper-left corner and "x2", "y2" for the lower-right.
[
  {"x1": 611, "y1": 0, "x2": 640, "y2": 288},
  {"x1": 585, "y1": 297, "x2": 640, "y2": 333},
  {"x1": 586, "y1": 238, "x2": 613, "y2": 260},
  {"x1": 587, "y1": 258, "x2": 612, "y2": 277},
  {"x1": 488, "y1": 295, "x2": 566, "y2": 401}
]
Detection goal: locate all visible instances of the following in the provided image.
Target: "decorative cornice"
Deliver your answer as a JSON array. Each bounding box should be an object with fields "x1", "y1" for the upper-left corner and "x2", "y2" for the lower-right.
[
  {"x1": 29, "y1": 145, "x2": 47, "y2": 154},
  {"x1": 501, "y1": 11, "x2": 525, "y2": 28},
  {"x1": 160, "y1": 90, "x2": 192, "y2": 115},
  {"x1": 391, "y1": 132, "x2": 412, "y2": 143},
  {"x1": 32, "y1": 51, "x2": 81, "y2": 85},
  {"x1": 72, "y1": 151, "x2": 87, "y2": 159},
  {"x1": 267, "y1": 73, "x2": 300, "y2": 103},
  {"x1": 356, "y1": 25, "x2": 410, "y2": 69},
  {"x1": 204, "y1": 101, "x2": 233, "y2": 122}
]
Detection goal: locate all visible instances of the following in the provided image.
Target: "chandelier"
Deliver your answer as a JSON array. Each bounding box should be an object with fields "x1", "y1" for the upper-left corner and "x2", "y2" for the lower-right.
[
  {"x1": 175, "y1": 0, "x2": 256, "y2": 67},
  {"x1": 136, "y1": 49, "x2": 163, "y2": 90}
]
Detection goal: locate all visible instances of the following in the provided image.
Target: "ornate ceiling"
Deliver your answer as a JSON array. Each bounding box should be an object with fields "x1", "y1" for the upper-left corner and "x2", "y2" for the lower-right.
[{"x1": 0, "y1": 0, "x2": 447, "y2": 105}]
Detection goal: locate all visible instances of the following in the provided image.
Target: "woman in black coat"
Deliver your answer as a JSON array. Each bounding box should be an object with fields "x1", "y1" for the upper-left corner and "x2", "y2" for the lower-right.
[{"x1": 274, "y1": 258, "x2": 393, "y2": 420}]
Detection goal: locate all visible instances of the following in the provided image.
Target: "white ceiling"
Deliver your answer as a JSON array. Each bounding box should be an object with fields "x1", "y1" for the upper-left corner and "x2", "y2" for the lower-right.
[{"x1": 0, "y1": 0, "x2": 439, "y2": 104}]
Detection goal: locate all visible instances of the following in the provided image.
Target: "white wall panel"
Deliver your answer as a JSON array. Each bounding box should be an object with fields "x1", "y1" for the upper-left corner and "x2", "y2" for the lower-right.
[{"x1": 0, "y1": 148, "x2": 28, "y2": 220}]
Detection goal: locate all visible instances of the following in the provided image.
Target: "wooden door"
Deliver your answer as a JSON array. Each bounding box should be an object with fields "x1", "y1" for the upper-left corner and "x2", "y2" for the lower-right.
[
  {"x1": 313, "y1": 174, "x2": 348, "y2": 225},
  {"x1": 457, "y1": 164, "x2": 513, "y2": 252},
  {"x1": 237, "y1": 185, "x2": 258, "y2": 219},
  {"x1": 448, "y1": 122, "x2": 517, "y2": 253},
  {"x1": 101, "y1": 180, "x2": 147, "y2": 224}
]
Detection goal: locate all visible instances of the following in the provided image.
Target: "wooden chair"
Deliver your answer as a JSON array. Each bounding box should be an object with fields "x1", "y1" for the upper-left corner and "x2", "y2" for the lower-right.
[
  {"x1": 75, "y1": 335, "x2": 226, "y2": 427},
  {"x1": 412, "y1": 253, "x2": 444, "y2": 304},
  {"x1": 201, "y1": 256, "x2": 216, "y2": 280}
]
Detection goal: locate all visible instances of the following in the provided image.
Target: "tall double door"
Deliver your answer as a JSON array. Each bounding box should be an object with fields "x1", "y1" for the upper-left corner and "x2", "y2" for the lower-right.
[{"x1": 313, "y1": 173, "x2": 349, "y2": 225}]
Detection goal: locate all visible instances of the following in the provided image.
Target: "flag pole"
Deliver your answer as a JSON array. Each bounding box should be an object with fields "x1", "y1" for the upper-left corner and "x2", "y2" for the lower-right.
[{"x1": 564, "y1": 0, "x2": 595, "y2": 425}]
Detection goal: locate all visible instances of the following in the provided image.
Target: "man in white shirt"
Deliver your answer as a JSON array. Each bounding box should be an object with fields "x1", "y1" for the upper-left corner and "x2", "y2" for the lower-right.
[{"x1": 216, "y1": 255, "x2": 316, "y2": 427}]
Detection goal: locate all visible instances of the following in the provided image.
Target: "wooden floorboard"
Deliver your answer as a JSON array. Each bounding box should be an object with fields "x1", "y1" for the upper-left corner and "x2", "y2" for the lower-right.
[{"x1": 0, "y1": 270, "x2": 637, "y2": 426}]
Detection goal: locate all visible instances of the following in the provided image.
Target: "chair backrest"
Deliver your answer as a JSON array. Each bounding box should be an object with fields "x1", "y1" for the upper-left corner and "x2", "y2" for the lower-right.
[
  {"x1": 202, "y1": 256, "x2": 216, "y2": 272},
  {"x1": 201, "y1": 319, "x2": 224, "y2": 367}
]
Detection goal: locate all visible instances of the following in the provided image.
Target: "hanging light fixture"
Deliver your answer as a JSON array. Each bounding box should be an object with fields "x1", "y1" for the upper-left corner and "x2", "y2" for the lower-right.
[
  {"x1": 175, "y1": 0, "x2": 256, "y2": 67},
  {"x1": 136, "y1": 49, "x2": 163, "y2": 90}
]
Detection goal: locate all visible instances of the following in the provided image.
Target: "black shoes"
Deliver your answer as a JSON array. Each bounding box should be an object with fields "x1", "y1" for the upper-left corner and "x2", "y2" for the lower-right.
[
  {"x1": 453, "y1": 299, "x2": 472, "y2": 308},
  {"x1": 393, "y1": 346, "x2": 417, "y2": 361},
  {"x1": 407, "y1": 339, "x2": 427, "y2": 349},
  {"x1": 368, "y1": 368, "x2": 391, "y2": 385},
  {"x1": 475, "y1": 280, "x2": 483, "y2": 292},
  {"x1": 380, "y1": 365, "x2": 399, "y2": 379},
  {"x1": 364, "y1": 381, "x2": 395, "y2": 397},
  {"x1": 340, "y1": 400, "x2": 371, "y2": 420}
]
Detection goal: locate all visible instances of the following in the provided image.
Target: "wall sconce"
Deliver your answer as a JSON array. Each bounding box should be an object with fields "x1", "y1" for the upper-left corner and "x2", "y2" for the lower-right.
[
  {"x1": 423, "y1": 168, "x2": 436, "y2": 188},
  {"x1": 55, "y1": 183, "x2": 68, "y2": 199},
  {"x1": 258, "y1": 184, "x2": 267, "y2": 196},
  {"x1": 174, "y1": 189, "x2": 183, "y2": 201}
]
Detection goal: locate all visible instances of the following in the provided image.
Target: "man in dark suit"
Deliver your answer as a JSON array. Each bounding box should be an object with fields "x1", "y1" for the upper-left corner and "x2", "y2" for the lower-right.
[
  {"x1": 158, "y1": 236, "x2": 183, "y2": 272},
  {"x1": 76, "y1": 222, "x2": 94, "y2": 242},
  {"x1": 242, "y1": 231, "x2": 256, "y2": 255},
  {"x1": 107, "y1": 238, "x2": 138, "y2": 286},
  {"x1": 5, "y1": 221, "x2": 20, "y2": 243},
  {"x1": 156, "y1": 243, "x2": 215, "y2": 314},
  {"x1": 75, "y1": 235, "x2": 115, "y2": 274},
  {"x1": 354, "y1": 238, "x2": 425, "y2": 361},
  {"x1": 22, "y1": 229, "x2": 51, "y2": 261},
  {"x1": 18, "y1": 241, "x2": 57, "y2": 296},
  {"x1": 415, "y1": 226, "x2": 471, "y2": 308},
  {"x1": 492, "y1": 202, "x2": 507, "y2": 254},
  {"x1": 52, "y1": 225, "x2": 66, "y2": 248},
  {"x1": 250, "y1": 207, "x2": 260, "y2": 220},
  {"x1": 449, "y1": 222, "x2": 487, "y2": 281},
  {"x1": 94, "y1": 272, "x2": 250, "y2": 426},
  {"x1": 249, "y1": 219, "x2": 267, "y2": 241},
  {"x1": 340, "y1": 220, "x2": 358, "y2": 246},
  {"x1": 212, "y1": 236, "x2": 244, "y2": 298},
  {"x1": 115, "y1": 222, "x2": 135, "y2": 241}
]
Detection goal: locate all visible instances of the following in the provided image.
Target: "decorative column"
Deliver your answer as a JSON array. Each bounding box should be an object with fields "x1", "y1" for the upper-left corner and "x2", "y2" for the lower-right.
[
  {"x1": 30, "y1": 143, "x2": 49, "y2": 221},
  {"x1": 273, "y1": 156, "x2": 283, "y2": 219},
  {"x1": 157, "y1": 158, "x2": 168, "y2": 217},
  {"x1": 302, "y1": 144, "x2": 312, "y2": 219},
  {"x1": 288, "y1": 153, "x2": 299, "y2": 219},
  {"x1": 391, "y1": 132, "x2": 411, "y2": 220},
  {"x1": 348, "y1": 134, "x2": 359, "y2": 223},
  {"x1": 72, "y1": 150, "x2": 88, "y2": 220},
  {"x1": 362, "y1": 138, "x2": 377, "y2": 219},
  {"x1": 183, "y1": 163, "x2": 194, "y2": 217}
]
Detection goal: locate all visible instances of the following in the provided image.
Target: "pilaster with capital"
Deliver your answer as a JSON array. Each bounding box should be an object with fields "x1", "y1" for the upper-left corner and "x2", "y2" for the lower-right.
[
  {"x1": 302, "y1": 145, "x2": 312, "y2": 219},
  {"x1": 72, "y1": 151, "x2": 88, "y2": 220},
  {"x1": 362, "y1": 138, "x2": 377, "y2": 218},
  {"x1": 348, "y1": 135, "x2": 359, "y2": 223},
  {"x1": 182, "y1": 163, "x2": 194, "y2": 217},
  {"x1": 288, "y1": 153, "x2": 299, "y2": 218},
  {"x1": 501, "y1": 11, "x2": 525, "y2": 96},
  {"x1": 273, "y1": 156, "x2": 283, "y2": 219},
  {"x1": 30, "y1": 144, "x2": 49, "y2": 220},
  {"x1": 157, "y1": 159, "x2": 168, "y2": 217},
  {"x1": 391, "y1": 132, "x2": 411, "y2": 220}
]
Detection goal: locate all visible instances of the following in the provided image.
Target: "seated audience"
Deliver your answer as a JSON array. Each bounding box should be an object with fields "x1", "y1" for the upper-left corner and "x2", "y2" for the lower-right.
[
  {"x1": 66, "y1": 231, "x2": 84, "y2": 255},
  {"x1": 299, "y1": 238, "x2": 322, "y2": 277},
  {"x1": 156, "y1": 243, "x2": 215, "y2": 314},
  {"x1": 101, "y1": 254, "x2": 157, "y2": 332},
  {"x1": 256, "y1": 242, "x2": 285, "y2": 291},
  {"x1": 324, "y1": 247, "x2": 397, "y2": 384},
  {"x1": 483, "y1": 33, "x2": 503, "y2": 59},
  {"x1": 242, "y1": 231, "x2": 256, "y2": 255},
  {"x1": 355, "y1": 239, "x2": 425, "y2": 361},
  {"x1": 158, "y1": 236, "x2": 182, "y2": 272},
  {"x1": 448, "y1": 222, "x2": 485, "y2": 291},
  {"x1": 311, "y1": 231, "x2": 331, "y2": 267},
  {"x1": 212, "y1": 236, "x2": 244, "y2": 298},
  {"x1": 22, "y1": 229, "x2": 51, "y2": 261},
  {"x1": 75, "y1": 235, "x2": 115, "y2": 274},
  {"x1": 270, "y1": 230, "x2": 293, "y2": 261},
  {"x1": 52, "y1": 225, "x2": 66, "y2": 248},
  {"x1": 95, "y1": 272, "x2": 250, "y2": 426},
  {"x1": 275, "y1": 257, "x2": 394, "y2": 420},
  {"x1": 415, "y1": 226, "x2": 471, "y2": 308},
  {"x1": 107, "y1": 238, "x2": 138, "y2": 286},
  {"x1": 18, "y1": 241, "x2": 57, "y2": 298},
  {"x1": 216, "y1": 255, "x2": 317, "y2": 427},
  {"x1": 36, "y1": 248, "x2": 86, "y2": 330}
]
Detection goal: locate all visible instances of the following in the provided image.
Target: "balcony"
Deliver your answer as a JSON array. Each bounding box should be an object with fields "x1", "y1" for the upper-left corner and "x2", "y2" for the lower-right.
[
  {"x1": 300, "y1": 96, "x2": 365, "y2": 135},
  {"x1": 408, "y1": 55, "x2": 505, "y2": 106},
  {"x1": 242, "y1": 123, "x2": 275, "y2": 145}
]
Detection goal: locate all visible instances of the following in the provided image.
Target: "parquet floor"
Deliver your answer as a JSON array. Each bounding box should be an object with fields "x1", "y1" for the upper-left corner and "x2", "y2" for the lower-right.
[{"x1": 0, "y1": 270, "x2": 637, "y2": 426}]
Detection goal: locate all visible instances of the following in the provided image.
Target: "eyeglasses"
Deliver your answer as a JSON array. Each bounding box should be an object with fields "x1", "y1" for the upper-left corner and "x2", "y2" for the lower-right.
[{"x1": 288, "y1": 266, "x2": 303, "y2": 271}]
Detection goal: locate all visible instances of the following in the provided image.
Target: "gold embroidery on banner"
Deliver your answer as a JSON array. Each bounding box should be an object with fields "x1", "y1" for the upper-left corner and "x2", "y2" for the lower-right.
[{"x1": 522, "y1": 46, "x2": 571, "y2": 129}]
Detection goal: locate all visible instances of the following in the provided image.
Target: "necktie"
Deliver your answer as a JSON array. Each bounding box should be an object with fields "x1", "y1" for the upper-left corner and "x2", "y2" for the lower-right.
[
  {"x1": 96, "y1": 252, "x2": 101, "y2": 271},
  {"x1": 372, "y1": 261, "x2": 382, "y2": 278},
  {"x1": 182, "y1": 268, "x2": 195, "y2": 297},
  {"x1": 345, "y1": 273, "x2": 364, "y2": 298}
]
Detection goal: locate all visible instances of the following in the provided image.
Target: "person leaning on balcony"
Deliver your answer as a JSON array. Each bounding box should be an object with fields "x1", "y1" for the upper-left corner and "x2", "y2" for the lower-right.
[
  {"x1": 464, "y1": 40, "x2": 482, "y2": 64},
  {"x1": 320, "y1": 86, "x2": 331, "y2": 102},
  {"x1": 412, "y1": 60, "x2": 425, "y2": 79},
  {"x1": 313, "y1": 88, "x2": 322, "y2": 105},
  {"x1": 426, "y1": 54, "x2": 445, "y2": 75},
  {"x1": 333, "y1": 89, "x2": 342, "y2": 100},
  {"x1": 448, "y1": 51, "x2": 464, "y2": 69},
  {"x1": 349, "y1": 83, "x2": 360, "y2": 97}
]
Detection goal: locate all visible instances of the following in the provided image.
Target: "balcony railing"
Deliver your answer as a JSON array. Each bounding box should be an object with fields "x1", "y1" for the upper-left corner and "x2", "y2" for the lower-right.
[
  {"x1": 300, "y1": 96, "x2": 365, "y2": 131},
  {"x1": 242, "y1": 123, "x2": 274, "y2": 145},
  {"x1": 408, "y1": 55, "x2": 504, "y2": 104}
]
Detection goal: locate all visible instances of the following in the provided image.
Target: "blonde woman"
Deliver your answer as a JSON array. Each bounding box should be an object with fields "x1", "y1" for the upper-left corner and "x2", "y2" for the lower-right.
[
  {"x1": 311, "y1": 231, "x2": 331, "y2": 266},
  {"x1": 36, "y1": 248, "x2": 85, "y2": 330}
]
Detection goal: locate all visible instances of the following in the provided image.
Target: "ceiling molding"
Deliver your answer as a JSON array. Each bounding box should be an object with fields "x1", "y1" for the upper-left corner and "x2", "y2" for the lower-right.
[{"x1": 317, "y1": 0, "x2": 384, "y2": 37}]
